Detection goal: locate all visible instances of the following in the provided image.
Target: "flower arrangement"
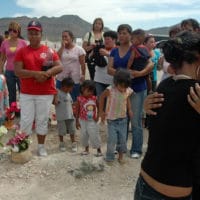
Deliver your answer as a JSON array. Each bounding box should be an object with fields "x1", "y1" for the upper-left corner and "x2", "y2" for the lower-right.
[
  {"x1": 4, "y1": 102, "x2": 20, "y2": 129},
  {"x1": 5, "y1": 107, "x2": 15, "y2": 121},
  {"x1": 0, "y1": 125, "x2": 8, "y2": 147},
  {"x1": 7, "y1": 131, "x2": 30, "y2": 153},
  {"x1": 5, "y1": 102, "x2": 20, "y2": 120},
  {"x1": 10, "y1": 102, "x2": 20, "y2": 113}
]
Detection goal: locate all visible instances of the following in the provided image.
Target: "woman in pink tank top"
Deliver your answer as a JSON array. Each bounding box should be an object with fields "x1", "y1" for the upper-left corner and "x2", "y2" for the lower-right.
[{"x1": 0, "y1": 21, "x2": 27, "y2": 106}]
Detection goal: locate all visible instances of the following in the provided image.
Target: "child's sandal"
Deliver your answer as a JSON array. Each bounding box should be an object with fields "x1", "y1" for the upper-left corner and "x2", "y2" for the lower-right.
[
  {"x1": 81, "y1": 151, "x2": 89, "y2": 155},
  {"x1": 118, "y1": 159, "x2": 126, "y2": 165},
  {"x1": 95, "y1": 152, "x2": 103, "y2": 157}
]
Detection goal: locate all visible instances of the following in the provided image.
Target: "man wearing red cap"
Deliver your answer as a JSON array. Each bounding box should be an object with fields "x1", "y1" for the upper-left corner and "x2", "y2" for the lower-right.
[{"x1": 14, "y1": 20, "x2": 63, "y2": 156}]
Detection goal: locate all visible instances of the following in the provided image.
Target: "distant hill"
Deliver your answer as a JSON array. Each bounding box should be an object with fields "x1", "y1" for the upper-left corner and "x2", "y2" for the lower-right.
[
  {"x1": 148, "y1": 26, "x2": 170, "y2": 35},
  {"x1": 0, "y1": 15, "x2": 96, "y2": 41},
  {"x1": 0, "y1": 15, "x2": 172, "y2": 41}
]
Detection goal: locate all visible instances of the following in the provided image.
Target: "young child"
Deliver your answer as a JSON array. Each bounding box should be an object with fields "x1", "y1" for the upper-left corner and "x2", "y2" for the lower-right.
[
  {"x1": 127, "y1": 29, "x2": 150, "y2": 72},
  {"x1": 54, "y1": 77, "x2": 77, "y2": 152},
  {"x1": 75, "y1": 80, "x2": 102, "y2": 156},
  {"x1": 99, "y1": 69, "x2": 133, "y2": 164},
  {"x1": 0, "y1": 74, "x2": 9, "y2": 125}
]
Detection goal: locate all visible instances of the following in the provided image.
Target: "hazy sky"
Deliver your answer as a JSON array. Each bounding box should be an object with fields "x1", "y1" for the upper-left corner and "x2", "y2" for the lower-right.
[{"x1": 0, "y1": 0, "x2": 200, "y2": 30}]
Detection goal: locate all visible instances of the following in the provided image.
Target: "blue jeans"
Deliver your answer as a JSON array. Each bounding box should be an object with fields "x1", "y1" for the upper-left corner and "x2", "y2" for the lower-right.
[
  {"x1": 130, "y1": 90, "x2": 147, "y2": 155},
  {"x1": 5, "y1": 70, "x2": 20, "y2": 106},
  {"x1": 134, "y1": 175, "x2": 192, "y2": 200},
  {"x1": 106, "y1": 118, "x2": 127, "y2": 161},
  {"x1": 56, "y1": 79, "x2": 80, "y2": 102}
]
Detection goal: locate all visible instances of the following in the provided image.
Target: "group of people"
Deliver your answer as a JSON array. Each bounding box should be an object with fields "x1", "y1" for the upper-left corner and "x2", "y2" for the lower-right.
[
  {"x1": 134, "y1": 19, "x2": 200, "y2": 200},
  {"x1": 0, "y1": 16, "x2": 200, "y2": 199},
  {"x1": 55, "y1": 17, "x2": 200, "y2": 200}
]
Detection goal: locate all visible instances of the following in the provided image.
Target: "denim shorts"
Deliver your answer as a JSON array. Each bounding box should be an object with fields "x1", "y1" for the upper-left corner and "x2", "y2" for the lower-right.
[{"x1": 134, "y1": 175, "x2": 192, "y2": 200}]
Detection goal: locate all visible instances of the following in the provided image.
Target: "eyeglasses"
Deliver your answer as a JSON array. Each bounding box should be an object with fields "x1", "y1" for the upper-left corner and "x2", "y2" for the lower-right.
[{"x1": 8, "y1": 29, "x2": 18, "y2": 34}]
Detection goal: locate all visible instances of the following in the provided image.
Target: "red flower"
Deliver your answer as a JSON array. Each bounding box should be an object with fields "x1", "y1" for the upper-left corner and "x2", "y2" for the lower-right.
[
  {"x1": 7, "y1": 132, "x2": 28, "y2": 146},
  {"x1": 10, "y1": 102, "x2": 20, "y2": 113},
  {"x1": 6, "y1": 108, "x2": 15, "y2": 120}
]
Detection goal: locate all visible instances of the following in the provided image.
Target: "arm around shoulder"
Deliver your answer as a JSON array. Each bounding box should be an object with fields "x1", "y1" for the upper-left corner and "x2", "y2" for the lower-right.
[{"x1": 107, "y1": 56, "x2": 116, "y2": 76}]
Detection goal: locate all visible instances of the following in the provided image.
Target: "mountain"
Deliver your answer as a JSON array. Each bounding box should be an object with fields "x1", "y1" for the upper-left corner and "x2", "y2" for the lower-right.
[
  {"x1": 0, "y1": 15, "x2": 95, "y2": 41},
  {"x1": 0, "y1": 15, "x2": 171, "y2": 41},
  {"x1": 148, "y1": 26, "x2": 170, "y2": 36}
]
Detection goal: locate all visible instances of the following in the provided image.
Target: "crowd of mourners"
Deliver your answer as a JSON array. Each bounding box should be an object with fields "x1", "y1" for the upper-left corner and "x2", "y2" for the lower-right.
[{"x1": 0, "y1": 17, "x2": 200, "y2": 200}]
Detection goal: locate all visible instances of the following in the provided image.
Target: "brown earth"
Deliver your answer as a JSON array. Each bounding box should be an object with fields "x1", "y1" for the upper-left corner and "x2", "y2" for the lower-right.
[{"x1": 0, "y1": 122, "x2": 148, "y2": 200}]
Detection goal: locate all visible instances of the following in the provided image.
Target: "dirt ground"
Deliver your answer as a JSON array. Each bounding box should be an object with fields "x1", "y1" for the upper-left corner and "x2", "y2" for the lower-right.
[{"x1": 0, "y1": 121, "x2": 149, "y2": 200}]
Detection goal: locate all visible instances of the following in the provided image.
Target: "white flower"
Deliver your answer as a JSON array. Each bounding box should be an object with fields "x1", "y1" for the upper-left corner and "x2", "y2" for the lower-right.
[
  {"x1": 12, "y1": 145, "x2": 19, "y2": 152},
  {"x1": 3, "y1": 146, "x2": 8, "y2": 151},
  {"x1": 0, "y1": 126, "x2": 8, "y2": 135},
  {"x1": 3, "y1": 146, "x2": 10, "y2": 153}
]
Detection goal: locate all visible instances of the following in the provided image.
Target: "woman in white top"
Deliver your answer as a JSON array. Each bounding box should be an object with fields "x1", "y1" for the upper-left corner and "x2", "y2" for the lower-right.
[
  {"x1": 57, "y1": 30, "x2": 86, "y2": 102},
  {"x1": 94, "y1": 31, "x2": 118, "y2": 98}
]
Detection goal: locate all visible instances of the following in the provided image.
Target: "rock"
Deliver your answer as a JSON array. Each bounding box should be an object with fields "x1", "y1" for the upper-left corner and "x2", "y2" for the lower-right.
[{"x1": 69, "y1": 159, "x2": 105, "y2": 178}]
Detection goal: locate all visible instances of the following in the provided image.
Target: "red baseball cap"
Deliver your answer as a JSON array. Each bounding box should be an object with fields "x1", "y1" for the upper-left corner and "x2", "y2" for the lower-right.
[{"x1": 27, "y1": 20, "x2": 42, "y2": 31}]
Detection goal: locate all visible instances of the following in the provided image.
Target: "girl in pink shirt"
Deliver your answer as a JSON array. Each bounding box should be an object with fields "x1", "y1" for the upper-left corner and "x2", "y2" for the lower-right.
[
  {"x1": 99, "y1": 69, "x2": 133, "y2": 163},
  {"x1": 76, "y1": 80, "x2": 102, "y2": 156}
]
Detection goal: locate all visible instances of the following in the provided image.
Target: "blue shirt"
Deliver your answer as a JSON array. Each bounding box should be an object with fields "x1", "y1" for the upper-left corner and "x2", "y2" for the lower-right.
[
  {"x1": 110, "y1": 47, "x2": 147, "y2": 92},
  {"x1": 110, "y1": 47, "x2": 131, "y2": 69}
]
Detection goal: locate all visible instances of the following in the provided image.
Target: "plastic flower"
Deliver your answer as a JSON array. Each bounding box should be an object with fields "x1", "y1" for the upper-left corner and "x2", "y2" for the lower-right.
[
  {"x1": 7, "y1": 131, "x2": 30, "y2": 153},
  {"x1": 0, "y1": 125, "x2": 8, "y2": 135},
  {"x1": 5, "y1": 102, "x2": 20, "y2": 122},
  {"x1": 5, "y1": 107, "x2": 15, "y2": 120},
  {"x1": 12, "y1": 145, "x2": 19, "y2": 152},
  {"x1": 10, "y1": 102, "x2": 20, "y2": 113}
]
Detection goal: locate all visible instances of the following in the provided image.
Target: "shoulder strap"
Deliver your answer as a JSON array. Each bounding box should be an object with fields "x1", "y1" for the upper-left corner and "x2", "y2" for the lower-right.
[{"x1": 132, "y1": 45, "x2": 141, "y2": 58}]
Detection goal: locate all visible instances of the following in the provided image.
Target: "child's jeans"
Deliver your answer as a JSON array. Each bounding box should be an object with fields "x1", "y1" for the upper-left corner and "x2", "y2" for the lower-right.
[{"x1": 106, "y1": 118, "x2": 127, "y2": 161}]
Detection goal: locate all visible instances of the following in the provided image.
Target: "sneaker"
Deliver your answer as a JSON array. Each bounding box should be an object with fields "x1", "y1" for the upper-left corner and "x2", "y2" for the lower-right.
[
  {"x1": 38, "y1": 146, "x2": 48, "y2": 156},
  {"x1": 95, "y1": 152, "x2": 103, "y2": 157},
  {"x1": 114, "y1": 150, "x2": 118, "y2": 154},
  {"x1": 59, "y1": 142, "x2": 66, "y2": 152},
  {"x1": 71, "y1": 142, "x2": 77, "y2": 152},
  {"x1": 104, "y1": 157, "x2": 114, "y2": 165},
  {"x1": 131, "y1": 153, "x2": 141, "y2": 159}
]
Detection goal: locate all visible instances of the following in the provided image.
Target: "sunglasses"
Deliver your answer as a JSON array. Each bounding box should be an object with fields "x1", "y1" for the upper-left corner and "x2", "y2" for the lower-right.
[{"x1": 8, "y1": 29, "x2": 18, "y2": 34}]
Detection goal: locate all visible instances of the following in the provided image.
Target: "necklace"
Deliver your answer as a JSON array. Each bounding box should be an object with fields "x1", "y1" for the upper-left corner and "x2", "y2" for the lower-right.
[{"x1": 173, "y1": 74, "x2": 192, "y2": 80}]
